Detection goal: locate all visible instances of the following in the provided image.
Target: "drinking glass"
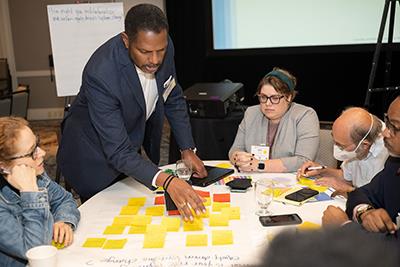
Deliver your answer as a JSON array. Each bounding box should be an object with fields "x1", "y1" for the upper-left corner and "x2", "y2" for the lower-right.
[
  {"x1": 175, "y1": 159, "x2": 192, "y2": 181},
  {"x1": 255, "y1": 178, "x2": 273, "y2": 216}
]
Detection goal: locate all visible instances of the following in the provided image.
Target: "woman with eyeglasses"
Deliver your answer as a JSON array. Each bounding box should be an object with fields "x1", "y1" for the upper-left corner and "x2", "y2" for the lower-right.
[
  {"x1": 0, "y1": 117, "x2": 80, "y2": 266},
  {"x1": 229, "y1": 67, "x2": 319, "y2": 173}
]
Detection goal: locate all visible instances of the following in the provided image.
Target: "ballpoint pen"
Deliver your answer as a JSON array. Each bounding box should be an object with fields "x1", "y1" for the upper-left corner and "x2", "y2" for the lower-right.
[{"x1": 306, "y1": 166, "x2": 327, "y2": 171}]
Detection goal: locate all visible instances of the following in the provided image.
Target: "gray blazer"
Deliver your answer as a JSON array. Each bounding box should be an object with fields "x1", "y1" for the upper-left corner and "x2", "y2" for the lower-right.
[{"x1": 229, "y1": 103, "x2": 320, "y2": 172}]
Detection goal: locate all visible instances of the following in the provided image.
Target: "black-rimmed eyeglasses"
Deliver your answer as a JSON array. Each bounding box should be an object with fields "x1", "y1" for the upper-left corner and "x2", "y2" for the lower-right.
[
  {"x1": 6, "y1": 135, "x2": 40, "y2": 161},
  {"x1": 257, "y1": 94, "x2": 285, "y2": 104},
  {"x1": 384, "y1": 113, "x2": 400, "y2": 135}
]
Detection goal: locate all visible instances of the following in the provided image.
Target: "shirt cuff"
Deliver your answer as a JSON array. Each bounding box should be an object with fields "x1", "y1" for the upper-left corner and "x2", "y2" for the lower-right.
[{"x1": 151, "y1": 170, "x2": 163, "y2": 188}]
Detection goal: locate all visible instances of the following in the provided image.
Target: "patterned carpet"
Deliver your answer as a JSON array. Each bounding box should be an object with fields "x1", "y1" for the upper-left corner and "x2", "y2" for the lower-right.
[{"x1": 30, "y1": 119, "x2": 171, "y2": 185}]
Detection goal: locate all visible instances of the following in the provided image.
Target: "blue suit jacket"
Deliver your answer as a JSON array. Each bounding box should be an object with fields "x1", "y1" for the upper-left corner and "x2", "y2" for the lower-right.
[{"x1": 57, "y1": 34, "x2": 195, "y2": 198}]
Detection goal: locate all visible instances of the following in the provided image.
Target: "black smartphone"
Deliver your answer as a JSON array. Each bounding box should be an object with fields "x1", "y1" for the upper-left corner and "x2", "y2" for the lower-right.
[
  {"x1": 284, "y1": 187, "x2": 319, "y2": 202},
  {"x1": 259, "y1": 214, "x2": 302, "y2": 227}
]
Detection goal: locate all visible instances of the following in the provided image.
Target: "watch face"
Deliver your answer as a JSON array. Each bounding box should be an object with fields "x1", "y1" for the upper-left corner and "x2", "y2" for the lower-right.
[{"x1": 258, "y1": 162, "x2": 265, "y2": 170}]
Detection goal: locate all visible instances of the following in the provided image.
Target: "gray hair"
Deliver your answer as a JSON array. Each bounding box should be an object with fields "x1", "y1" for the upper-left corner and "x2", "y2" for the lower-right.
[{"x1": 350, "y1": 114, "x2": 382, "y2": 144}]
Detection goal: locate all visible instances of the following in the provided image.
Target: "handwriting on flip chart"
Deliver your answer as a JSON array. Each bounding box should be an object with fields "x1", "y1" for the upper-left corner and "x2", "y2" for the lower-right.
[
  {"x1": 84, "y1": 255, "x2": 251, "y2": 267},
  {"x1": 47, "y1": 5, "x2": 123, "y2": 23}
]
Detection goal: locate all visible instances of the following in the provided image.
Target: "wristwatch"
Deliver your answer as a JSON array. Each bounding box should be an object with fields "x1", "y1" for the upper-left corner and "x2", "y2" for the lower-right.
[
  {"x1": 355, "y1": 204, "x2": 374, "y2": 224},
  {"x1": 258, "y1": 161, "x2": 265, "y2": 171},
  {"x1": 180, "y1": 147, "x2": 197, "y2": 154}
]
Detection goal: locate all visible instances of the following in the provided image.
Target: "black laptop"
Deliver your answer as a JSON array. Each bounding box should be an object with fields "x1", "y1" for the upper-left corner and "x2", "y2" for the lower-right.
[{"x1": 190, "y1": 165, "x2": 234, "y2": 187}]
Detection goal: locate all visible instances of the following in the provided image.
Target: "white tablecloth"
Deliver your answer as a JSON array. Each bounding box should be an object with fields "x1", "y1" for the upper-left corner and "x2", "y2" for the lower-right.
[{"x1": 57, "y1": 161, "x2": 345, "y2": 266}]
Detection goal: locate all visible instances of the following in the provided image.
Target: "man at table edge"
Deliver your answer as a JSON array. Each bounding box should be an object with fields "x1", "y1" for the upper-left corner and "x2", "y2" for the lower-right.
[{"x1": 57, "y1": 4, "x2": 207, "y2": 221}]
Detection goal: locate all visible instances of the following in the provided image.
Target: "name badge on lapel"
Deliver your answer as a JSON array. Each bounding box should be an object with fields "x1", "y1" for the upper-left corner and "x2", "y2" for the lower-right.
[{"x1": 163, "y1": 75, "x2": 176, "y2": 102}]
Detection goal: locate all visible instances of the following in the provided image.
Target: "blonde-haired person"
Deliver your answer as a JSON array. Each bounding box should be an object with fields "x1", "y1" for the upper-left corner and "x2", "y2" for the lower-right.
[
  {"x1": 229, "y1": 67, "x2": 320, "y2": 172},
  {"x1": 0, "y1": 117, "x2": 80, "y2": 267}
]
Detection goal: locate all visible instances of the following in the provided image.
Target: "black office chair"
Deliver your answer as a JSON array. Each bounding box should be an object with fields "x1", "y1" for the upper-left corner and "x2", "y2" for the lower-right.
[{"x1": 0, "y1": 58, "x2": 30, "y2": 118}]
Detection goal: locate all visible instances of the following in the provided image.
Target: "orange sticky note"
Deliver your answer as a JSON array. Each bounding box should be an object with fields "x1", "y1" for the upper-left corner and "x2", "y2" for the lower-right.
[
  {"x1": 209, "y1": 213, "x2": 229, "y2": 226},
  {"x1": 186, "y1": 234, "x2": 208, "y2": 247},
  {"x1": 212, "y1": 230, "x2": 233, "y2": 245},
  {"x1": 103, "y1": 225, "x2": 125, "y2": 235},
  {"x1": 103, "y1": 239, "x2": 127, "y2": 249},
  {"x1": 168, "y1": 210, "x2": 180, "y2": 216},
  {"x1": 195, "y1": 190, "x2": 210, "y2": 198},
  {"x1": 145, "y1": 206, "x2": 165, "y2": 216},
  {"x1": 119, "y1": 206, "x2": 140, "y2": 215},
  {"x1": 128, "y1": 225, "x2": 147, "y2": 234},
  {"x1": 127, "y1": 197, "x2": 146, "y2": 206},
  {"x1": 154, "y1": 195, "x2": 165, "y2": 205},
  {"x1": 82, "y1": 238, "x2": 106, "y2": 248},
  {"x1": 213, "y1": 193, "x2": 230, "y2": 203}
]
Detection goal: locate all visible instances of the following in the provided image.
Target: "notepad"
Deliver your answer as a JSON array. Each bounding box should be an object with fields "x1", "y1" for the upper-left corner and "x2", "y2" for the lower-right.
[
  {"x1": 119, "y1": 206, "x2": 140, "y2": 215},
  {"x1": 82, "y1": 238, "x2": 107, "y2": 248},
  {"x1": 103, "y1": 225, "x2": 125, "y2": 235},
  {"x1": 212, "y1": 230, "x2": 233, "y2": 245},
  {"x1": 209, "y1": 213, "x2": 229, "y2": 226},
  {"x1": 145, "y1": 206, "x2": 165, "y2": 216},
  {"x1": 221, "y1": 207, "x2": 241, "y2": 220},
  {"x1": 103, "y1": 239, "x2": 127, "y2": 249},
  {"x1": 183, "y1": 217, "x2": 204, "y2": 231},
  {"x1": 127, "y1": 197, "x2": 146, "y2": 206},
  {"x1": 186, "y1": 234, "x2": 208, "y2": 247}
]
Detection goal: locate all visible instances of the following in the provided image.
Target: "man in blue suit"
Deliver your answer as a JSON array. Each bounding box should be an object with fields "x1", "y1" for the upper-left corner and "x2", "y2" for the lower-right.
[{"x1": 57, "y1": 4, "x2": 207, "y2": 220}]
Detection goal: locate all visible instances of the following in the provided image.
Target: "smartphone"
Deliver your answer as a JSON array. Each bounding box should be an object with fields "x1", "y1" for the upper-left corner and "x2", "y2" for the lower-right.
[
  {"x1": 259, "y1": 214, "x2": 302, "y2": 227},
  {"x1": 284, "y1": 187, "x2": 319, "y2": 202}
]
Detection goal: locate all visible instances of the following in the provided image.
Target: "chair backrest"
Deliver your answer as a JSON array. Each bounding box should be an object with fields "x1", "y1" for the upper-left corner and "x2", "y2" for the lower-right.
[
  {"x1": 0, "y1": 58, "x2": 12, "y2": 97},
  {"x1": 315, "y1": 121, "x2": 338, "y2": 168}
]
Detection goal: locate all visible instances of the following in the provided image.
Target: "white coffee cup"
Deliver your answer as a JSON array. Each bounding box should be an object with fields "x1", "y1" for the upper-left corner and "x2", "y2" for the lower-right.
[{"x1": 26, "y1": 245, "x2": 57, "y2": 267}]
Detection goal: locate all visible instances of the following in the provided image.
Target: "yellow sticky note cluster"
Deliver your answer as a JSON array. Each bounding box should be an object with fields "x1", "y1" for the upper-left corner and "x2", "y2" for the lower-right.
[
  {"x1": 143, "y1": 224, "x2": 167, "y2": 248},
  {"x1": 127, "y1": 197, "x2": 146, "y2": 206},
  {"x1": 212, "y1": 230, "x2": 233, "y2": 245},
  {"x1": 145, "y1": 206, "x2": 165, "y2": 216},
  {"x1": 161, "y1": 217, "x2": 181, "y2": 232},
  {"x1": 221, "y1": 207, "x2": 240, "y2": 220},
  {"x1": 103, "y1": 225, "x2": 125, "y2": 235},
  {"x1": 82, "y1": 238, "x2": 107, "y2": 248},
  {"x1": 103, "y1": 239, "x2": 127, "y2": 249},
  {"x1": 119, "y1": 205, "x2": 140, "y2": 215},
  {"x1": 212, "y1": 202, "x2": 230, "y2": 212},
  {"x1": 186, "y1": 234, "x2": 208, "y2": 247},
  {"x1": 183, "y1": 217, "x2": 204, "y2": 231},
  {"x1": 209, "y1": 213, "x2": 229, "y2": 227}
]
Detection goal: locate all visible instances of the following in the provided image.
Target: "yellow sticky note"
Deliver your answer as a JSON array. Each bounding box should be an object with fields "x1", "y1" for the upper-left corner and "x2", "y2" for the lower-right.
[
  {"x1": 143, "y1": 232, "x2": 166, "y2": 248},
  {"x1": 146, "y1": 224, "x2": 167, "y2": 234},
  {"x1": 186, "y1": 234, "x2": 208, "y2": 247},
  {"x1": 273, "y1": 187, "x2": 291, "y2": 198},
  {"x1": 203, "y1": 197, "x2": 211, "y2": 206},
  {"x1": 82, "y1": 238, "x2": 107, "y2": 248},
  {"x1": 52, "y1": 240, "x2": 65, "y2": 249},
  {"x1": 221, "y1": 207, "x2": 241, "y2": 220},
  {"x1": 161, "y1": 217, "x2": 181, "y2": 232},
  {"x1": 297, "y1": 221, "x2": 321, "y2": 230},
  {"x1": 196, "y1": 207, "x2": 210, "y2": 218},
  {"x1": 212, "y1": 202, "x2": 230, "y2": 212},
  {"x1": 119, "y1": 206, "x2": 140, "y2": 215},
  {"x1": 298, "y1": 177, "x2": 328, "y2": 192},
  {"x1": 128, "y1": 225, "x2": 147, "y2": 234},
  {"x1": 209, "y1": 213, "x2": 229, "y2": 226},
  {"x1": 215, "y1": 163, "x2": 233, "y2": 169},
  {"x1": 183, "y1": 217, "x2": 204, "y2": 231},
  {"x1": 212, "y1": 230, "x2": 233, "y2": 245},
  {"x1": 145, "y1": 206, "x2": 165, "y2": 216},
  {"x1": 127, "y1": 197, "x2": 146, "y2": 206},
  {"x1": 103, "y1": 225, "x2": 125, "y2": 235},
  {"x1": 112, "y1": 216, "x2": 135, "y2": 226},
  {"x1": 103, "y1": 239, "x2": 127, "y2": 249},
  {"x1": 131, "y1": 215, "x2": 152, "y2": 226}
]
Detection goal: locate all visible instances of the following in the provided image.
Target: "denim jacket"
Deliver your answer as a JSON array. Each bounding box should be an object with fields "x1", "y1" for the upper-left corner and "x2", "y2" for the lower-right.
[{"x1": 0, "y1": 172, "x2": 80, "y2": 267}]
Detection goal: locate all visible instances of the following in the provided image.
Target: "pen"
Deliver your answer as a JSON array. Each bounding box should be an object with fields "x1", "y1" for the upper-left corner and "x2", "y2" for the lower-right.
[{"x1": 306, "y1": 166, "x2": 327, "y2": 171}]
